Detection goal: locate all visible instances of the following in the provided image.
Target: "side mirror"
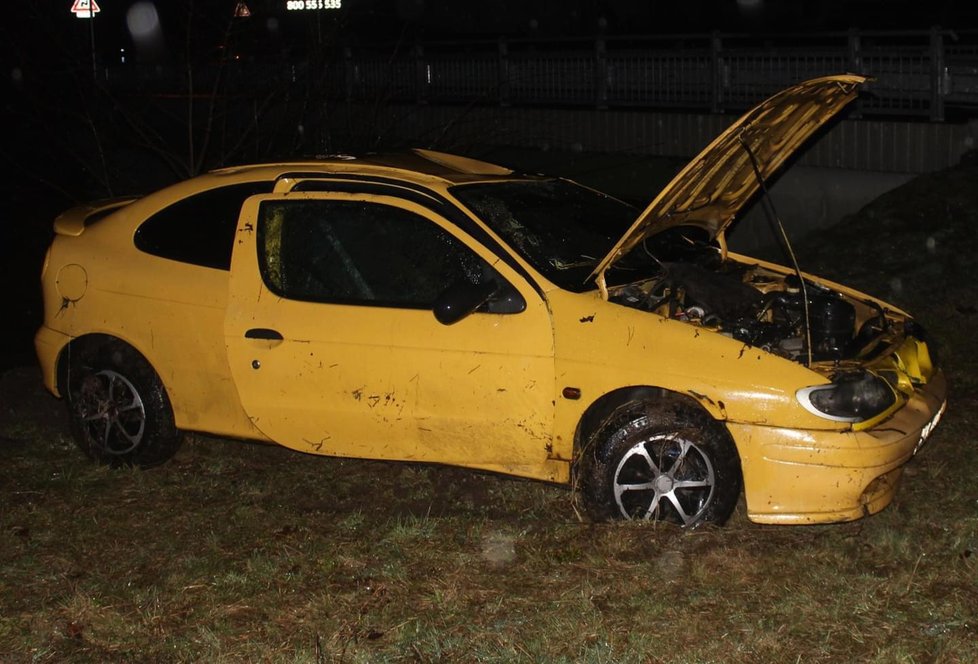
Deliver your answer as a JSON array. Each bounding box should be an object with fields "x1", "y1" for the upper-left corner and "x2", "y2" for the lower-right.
[
  {"x1": 433, "y1": 280, "x2": 497, "y2": 325},
  {"x1": 485, "y1": 282, "x2": 526, "y2": 315}
]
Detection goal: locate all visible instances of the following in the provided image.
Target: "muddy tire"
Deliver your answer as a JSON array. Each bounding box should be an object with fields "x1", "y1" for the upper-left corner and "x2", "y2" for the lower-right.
[
  {"x1": 65, "y1": 339, "x2": 182, "y2": 468},
  {"x1": 578, "y1": 396, "x2": 741, "y2": 527}
]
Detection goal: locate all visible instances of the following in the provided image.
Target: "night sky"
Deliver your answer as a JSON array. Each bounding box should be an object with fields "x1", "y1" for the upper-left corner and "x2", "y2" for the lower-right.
[
  {"x1": 3, "y1": 0, "x2": 976, "y2": 210},
  {"x1": 7, "y1": 1, "x2": 978, "y2": 68},
  {"x1": 3, "y1": 1, "x2": 975, "y2": 198}
]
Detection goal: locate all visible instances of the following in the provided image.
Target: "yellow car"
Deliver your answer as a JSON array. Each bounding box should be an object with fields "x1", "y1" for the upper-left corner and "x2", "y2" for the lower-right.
[{"x1": 35, "y1": 75, "x2": 946, "y2": 527}]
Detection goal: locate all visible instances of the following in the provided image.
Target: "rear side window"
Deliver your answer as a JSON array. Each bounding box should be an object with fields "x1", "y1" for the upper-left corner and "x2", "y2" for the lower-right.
[{"x1": 135, "y1": 181, "x2": 273, "y2": 270}]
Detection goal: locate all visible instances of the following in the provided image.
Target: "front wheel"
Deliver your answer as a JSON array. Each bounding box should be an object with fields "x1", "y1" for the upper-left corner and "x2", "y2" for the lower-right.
[
  {"x1": 65, "y1": 340, "x2": 182, "y2": 468},
  {"x1": 578, "y1": 397, "x2": 741, "y2": 527}
]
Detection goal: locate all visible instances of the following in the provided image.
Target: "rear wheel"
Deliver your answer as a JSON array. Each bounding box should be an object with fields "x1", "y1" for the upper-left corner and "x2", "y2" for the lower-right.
[
  {"x1": 65, "y1": 340, "x2": 182, "y2": 468},
  {"x1": 578, "y1": 396, "x2": 741, "y2": 527}
]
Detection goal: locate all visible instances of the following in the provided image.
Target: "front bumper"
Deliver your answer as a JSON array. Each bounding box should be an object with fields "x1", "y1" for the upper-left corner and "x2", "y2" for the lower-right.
[{"x1": 728, "y1": 369, "x2": 948, "y2": 525}]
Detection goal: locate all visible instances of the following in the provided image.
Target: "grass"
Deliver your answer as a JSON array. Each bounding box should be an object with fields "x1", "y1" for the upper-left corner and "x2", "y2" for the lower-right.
[
  {"x1": 1, "y1": 316, "x2": 977, "y2": 664},
  {"x1": 4, "y1": 157, "x2": 978, "y2": 662},
  {"x1": 5, "y1": 286, "x2": 978, "y2": 660}
]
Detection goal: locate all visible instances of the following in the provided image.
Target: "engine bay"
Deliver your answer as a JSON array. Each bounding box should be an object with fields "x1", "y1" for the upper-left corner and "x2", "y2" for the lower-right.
[{"x1": 607, "y1": 236, "x2": 897, "y2": 365}]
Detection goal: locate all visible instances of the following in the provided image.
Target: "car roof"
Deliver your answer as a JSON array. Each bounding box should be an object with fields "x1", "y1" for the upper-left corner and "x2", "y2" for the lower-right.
[
  {"x1": 204, "y1": 149, "x2": 521, "y2": 189},
  {"x1": 52, "y1": 149, "x2": 538, "y2": 238}
]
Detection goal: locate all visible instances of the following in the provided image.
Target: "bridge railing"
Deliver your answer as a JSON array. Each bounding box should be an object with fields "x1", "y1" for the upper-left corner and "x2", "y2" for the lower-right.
[
  {"x1": 102, "y1": 28, "x2": 978, "y2": 122},
  {"x1": 341, "y1": 28, "x2": 978, "y2": 121}
]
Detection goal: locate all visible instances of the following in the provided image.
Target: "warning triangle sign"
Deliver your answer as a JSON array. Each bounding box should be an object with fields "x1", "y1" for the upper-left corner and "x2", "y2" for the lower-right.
[{"x1": 71, "y1": 0, "x2": 101, "y2": 18}]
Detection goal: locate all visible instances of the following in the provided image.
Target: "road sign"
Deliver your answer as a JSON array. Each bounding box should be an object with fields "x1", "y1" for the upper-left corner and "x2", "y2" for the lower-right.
[{"x1": 71, "y1": 0, "x2": 101, "y2": 18}]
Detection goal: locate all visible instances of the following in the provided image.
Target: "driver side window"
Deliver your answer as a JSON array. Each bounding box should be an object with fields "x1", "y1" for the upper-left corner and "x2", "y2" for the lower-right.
[{"x1": 258, "y1": 199, "x2": 502, "y2": 309}]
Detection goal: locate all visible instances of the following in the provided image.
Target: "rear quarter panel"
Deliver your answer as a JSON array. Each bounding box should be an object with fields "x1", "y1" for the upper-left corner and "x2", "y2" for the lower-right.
[{"x1": 39, "y1": 212, "x2": 263, "y2": 441}]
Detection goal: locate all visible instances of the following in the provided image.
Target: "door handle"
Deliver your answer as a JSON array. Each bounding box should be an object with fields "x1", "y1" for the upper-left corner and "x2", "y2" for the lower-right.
[{"x1": 245, "y1": 328, "x2": 284, "y2": 341}]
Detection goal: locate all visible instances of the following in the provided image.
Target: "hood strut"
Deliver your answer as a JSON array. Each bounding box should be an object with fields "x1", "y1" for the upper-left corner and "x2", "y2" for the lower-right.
[{"x1": 739, "y1": 131, "x2": 814, "y2": 368}]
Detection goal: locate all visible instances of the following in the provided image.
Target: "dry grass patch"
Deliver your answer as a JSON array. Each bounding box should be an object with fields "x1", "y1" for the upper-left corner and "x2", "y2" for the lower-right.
[{"x1": 2, "y1": 293, "x2": 977, "y2": 662}]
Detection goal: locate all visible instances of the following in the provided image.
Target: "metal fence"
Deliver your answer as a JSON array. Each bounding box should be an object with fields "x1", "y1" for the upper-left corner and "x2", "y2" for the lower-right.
[
  {"x1": 341, "y1": 29, "x2": 978, "y2": 122},
  {"x1": 101, "y1": 29, "x2": 978, "y2": 123}
]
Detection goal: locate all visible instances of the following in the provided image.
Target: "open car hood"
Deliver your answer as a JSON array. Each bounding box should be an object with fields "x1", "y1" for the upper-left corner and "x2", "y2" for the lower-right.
[{"x1": 590, "y1": 74, "x2": 868, "y2": 286}]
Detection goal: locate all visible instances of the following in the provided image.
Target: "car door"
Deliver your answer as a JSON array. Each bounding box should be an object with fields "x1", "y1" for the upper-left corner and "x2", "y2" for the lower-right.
[{"x1": 224, "y1": 191, "x2": 558, "y2": 477}]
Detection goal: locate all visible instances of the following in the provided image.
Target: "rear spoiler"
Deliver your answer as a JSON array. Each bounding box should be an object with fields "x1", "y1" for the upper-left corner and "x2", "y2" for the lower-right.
[{"x1": 53, "y1": 197, "x2": 137, "y2": 237}]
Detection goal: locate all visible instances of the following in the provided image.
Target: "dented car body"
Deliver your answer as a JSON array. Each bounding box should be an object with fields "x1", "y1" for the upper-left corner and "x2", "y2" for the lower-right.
[{"x1": 35, "y1": 75, "x2": 946, "y2": 526}]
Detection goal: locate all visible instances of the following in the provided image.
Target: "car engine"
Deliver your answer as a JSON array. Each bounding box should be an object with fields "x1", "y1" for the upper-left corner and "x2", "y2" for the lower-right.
[{"x1": 609, "y1": 258, "x2": 887, "y2": 363}]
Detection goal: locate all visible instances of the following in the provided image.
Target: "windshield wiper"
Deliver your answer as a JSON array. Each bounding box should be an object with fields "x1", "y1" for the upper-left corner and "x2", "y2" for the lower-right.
[{"x1": 551, "y1": 257, "x2": 598, "y2": 270}]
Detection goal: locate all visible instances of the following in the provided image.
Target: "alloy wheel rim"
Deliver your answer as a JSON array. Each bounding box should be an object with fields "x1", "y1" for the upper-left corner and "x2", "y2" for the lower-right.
[
  {"x1": 612, "y1": 433, "x2": 716, "y2": 525},
  {"x1": 75, "y1": 370, "x2": 146, "y2": 456}
]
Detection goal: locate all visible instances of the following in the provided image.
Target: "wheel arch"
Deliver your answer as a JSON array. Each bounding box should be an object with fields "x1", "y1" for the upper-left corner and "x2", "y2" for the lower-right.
[
  {"x1": 573, "y1": 385, "x2": 733, "y2": 464},
  {"x1": 572, "y1": 385, "x2": 744, "y2": 525},
  {"x1": 57, "y1": 332, "x2": 184, "y2": 468},
  {"x1": 56, "y1": 333, "x2": 163, "y2": 398}
]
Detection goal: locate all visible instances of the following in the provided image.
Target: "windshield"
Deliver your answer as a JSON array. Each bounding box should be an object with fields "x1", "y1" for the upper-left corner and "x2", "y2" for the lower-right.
[{"x1": 452, "y1": 179, "x2": 656, "y2": 292}]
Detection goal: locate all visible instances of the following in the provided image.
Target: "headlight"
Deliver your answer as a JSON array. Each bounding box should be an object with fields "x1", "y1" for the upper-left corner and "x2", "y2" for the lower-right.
[{"x1": 796, "y1": 371, "x2": 896, "y2": 423}]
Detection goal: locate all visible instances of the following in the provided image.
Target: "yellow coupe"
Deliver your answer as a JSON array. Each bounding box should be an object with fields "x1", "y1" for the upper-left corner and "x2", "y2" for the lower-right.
[{"x1": 35, "y1": 75, "x2": 946, "y2": 527}]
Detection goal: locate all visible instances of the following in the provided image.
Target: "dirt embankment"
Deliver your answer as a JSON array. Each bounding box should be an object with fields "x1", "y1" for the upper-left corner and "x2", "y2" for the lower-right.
[{"x1": 793, "y1": 156, "x2": 978, "y2": 313}]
